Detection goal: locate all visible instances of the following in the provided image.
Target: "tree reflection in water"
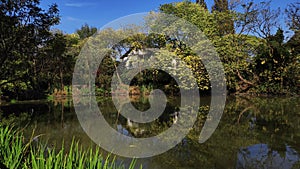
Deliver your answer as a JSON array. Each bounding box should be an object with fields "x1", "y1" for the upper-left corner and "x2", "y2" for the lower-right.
[
  {"x1": 237, "y1": 144, "x2": 300, "y2": 169},
  {"x1": 0, "y1": 96, "x2": 300, "y2": 168}
]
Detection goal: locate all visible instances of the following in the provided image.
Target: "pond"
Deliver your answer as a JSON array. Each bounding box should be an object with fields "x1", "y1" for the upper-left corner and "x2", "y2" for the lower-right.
[{"x1": 0, "y1": 96, "x2": 300, "y2": 169}]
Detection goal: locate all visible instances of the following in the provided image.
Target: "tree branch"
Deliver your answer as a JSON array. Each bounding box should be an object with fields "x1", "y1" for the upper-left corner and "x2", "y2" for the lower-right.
[
  {"x1": 120, "y1": 47, "x2": 134, "y2": 60},
  {"x1": 0, "y1": 76, "x2": 26, "y2": 87},
  {"x1": 236, "y1": 70, "x2": 255, "y2": 86}
]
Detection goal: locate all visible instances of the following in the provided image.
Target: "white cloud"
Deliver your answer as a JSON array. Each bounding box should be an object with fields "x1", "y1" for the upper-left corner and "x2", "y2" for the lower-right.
[
  {"x1": 65, "y1": 3, "x2": 94, "y2": 7},
  {"x1": 66, "y1": 16, "x2": 82, "y2": 21}
]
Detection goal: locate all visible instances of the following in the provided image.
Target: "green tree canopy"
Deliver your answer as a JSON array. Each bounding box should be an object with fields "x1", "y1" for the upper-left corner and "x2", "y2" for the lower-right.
[
  {"x1": 0, "y1": 0, "x2": 60, "y2": 99},
  {"x1": 196, "y1": 0, "x2": 207, "y2": 9},
  {"x1": 212, "y1": 0, "x2": 229, "y2": 12},
  {"x1": 76, "y1": 24, "x2": 97, "y2": 40}
]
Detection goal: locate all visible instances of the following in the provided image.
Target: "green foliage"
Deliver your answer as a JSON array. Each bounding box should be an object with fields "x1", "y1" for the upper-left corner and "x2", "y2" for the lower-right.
[
  {"x1": 158, "y1": 1, "x2": 299, "y2": 95},
  {"x1": 0, "y1": 1, "x2": 91, "y2": 100},
  {"x1": 253, "y1": 29, "x2": 299, "y2": 94},
  {"x1": 151, "y1": 49, "x2": 209, "y2": 91},
  {"x1": 0, "y1": 0, "x2": 60, "y2": 99},
  {"x1": 140, "y1": 85, "x2": 153, "y2": 95},
  {"x1": 0, "y1": 125, "x2": 140, "y2": 169},
  {"x1": 212, "y1": 0, "x2": 229, "y2": 12},
  {"x1": 196, "y1": 0, "x2": 207, "y2": 9},
  {"x1": 76, "y1": 24, "x2": 98, "y2": 40},
  {"x1": 0, "y1": 0, "x2": 299, "y2": 98},
  {"x1": 10, "y1": 99, "x2": 17, "y2": 104},
  {"x1": 159, "y1": 2, "x2": 219, "y2": 39},
  {"x1": 0, "y1": 126, "x2": 24, "y2": 168},
  {"x1": 96, "y1": 55, "x2": 117, "y2": 90}
]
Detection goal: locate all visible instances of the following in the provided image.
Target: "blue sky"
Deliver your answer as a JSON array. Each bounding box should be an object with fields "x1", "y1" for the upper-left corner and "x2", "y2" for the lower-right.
[{"x1": 40, "y1": 0, "x2": 299, "y2": 34}]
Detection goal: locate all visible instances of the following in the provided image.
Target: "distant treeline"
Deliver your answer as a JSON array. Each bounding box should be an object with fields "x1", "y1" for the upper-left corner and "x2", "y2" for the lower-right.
[{"x1": 0, "y1": 0, "x2": 299, "y2": 100}]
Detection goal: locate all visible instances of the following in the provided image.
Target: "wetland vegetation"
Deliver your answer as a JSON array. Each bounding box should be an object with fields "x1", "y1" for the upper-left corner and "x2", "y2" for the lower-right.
[{"x1": 0, "y1": 0, "x2": 299, "y2": 168}]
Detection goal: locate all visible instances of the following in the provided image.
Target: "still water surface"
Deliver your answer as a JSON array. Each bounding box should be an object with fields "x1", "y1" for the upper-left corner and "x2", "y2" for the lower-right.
[{"x1": 0, "y1": 96, "x2": 299, "y2": 169}]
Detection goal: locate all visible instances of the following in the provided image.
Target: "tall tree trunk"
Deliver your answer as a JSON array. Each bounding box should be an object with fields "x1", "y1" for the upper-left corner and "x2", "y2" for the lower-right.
[
  {"x1": 60, "y1": 68, "x2": 64, "y2": 91},
  {"x1": 61, "y1": 101, "x2": 64, "y2": 128}
]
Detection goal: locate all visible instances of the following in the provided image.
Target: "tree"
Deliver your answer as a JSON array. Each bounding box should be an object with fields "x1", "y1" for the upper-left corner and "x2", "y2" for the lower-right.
[
  {"x1": 285, "y1": 2, "x2": 300, "y2": 31},
  {"x1": 212, "y1": 0, "x2": 229, "y2": 12},
  {"x1": 212, "y1": 0, "x2": 235, "y2": 35},
  {"x1": 46, "y1": 31, "x2": 67, "y2": 91},
  {"x1": 0, "y1": 0, "x2": 60, "y2": 99},
  {"x1": 253, "y1": 29, "x2": 290, "y2": 93},
  {"x1": 157, "y1": 1, "x2": 298, "y2": 95},
  {"x1": 242, "y1": 0, "x2": 280, "y2": 38},
  {"x1": 76, "y1": 24, "x2": 97, "y2": 40},
  {"x1": 286, "y1": 31, "x2": 300, "y2": 56},
  {"x1": 196, "y1": 0, "x2": 207, "y2": 9},
  {"x1": 159, "y1": 2, "x2": 219, "y2": 39},
  {"x1": 71, "y1": 0, "x2": 300, "y2": 96}
]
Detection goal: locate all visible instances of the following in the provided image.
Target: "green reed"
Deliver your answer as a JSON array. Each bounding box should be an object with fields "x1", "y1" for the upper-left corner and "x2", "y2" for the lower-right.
[{"x1": 0, "y1": 125, "x2": 141, "y2": 169}]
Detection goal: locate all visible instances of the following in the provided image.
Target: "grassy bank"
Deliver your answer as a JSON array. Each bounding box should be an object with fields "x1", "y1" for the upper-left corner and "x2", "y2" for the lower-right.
[{"x1": 0, "y1": 125, "x2": 141, "y2": 169}]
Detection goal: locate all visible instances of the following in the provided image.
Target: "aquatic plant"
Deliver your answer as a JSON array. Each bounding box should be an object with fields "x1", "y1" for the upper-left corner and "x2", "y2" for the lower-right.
[{"x1": 0, "y1": 125, "x2": 141, "y2": 169}]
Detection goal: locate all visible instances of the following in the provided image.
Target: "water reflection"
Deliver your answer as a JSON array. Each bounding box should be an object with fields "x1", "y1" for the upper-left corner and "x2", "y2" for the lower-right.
[
  {"x1": 237, "y1": 144, "x2": 300, "y2": 169},
  {"x1": 0, "y1": 96, "x2": 299, "y2": 168}
]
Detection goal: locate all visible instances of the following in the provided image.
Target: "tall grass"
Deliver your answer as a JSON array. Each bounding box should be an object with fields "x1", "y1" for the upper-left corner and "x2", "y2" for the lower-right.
[
  {"x1": 0, "y1": 125, "x2": 141, "y2": 169},
  {"x1": 0, "y1": 125, "x2": 24, "y2": 168}
]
